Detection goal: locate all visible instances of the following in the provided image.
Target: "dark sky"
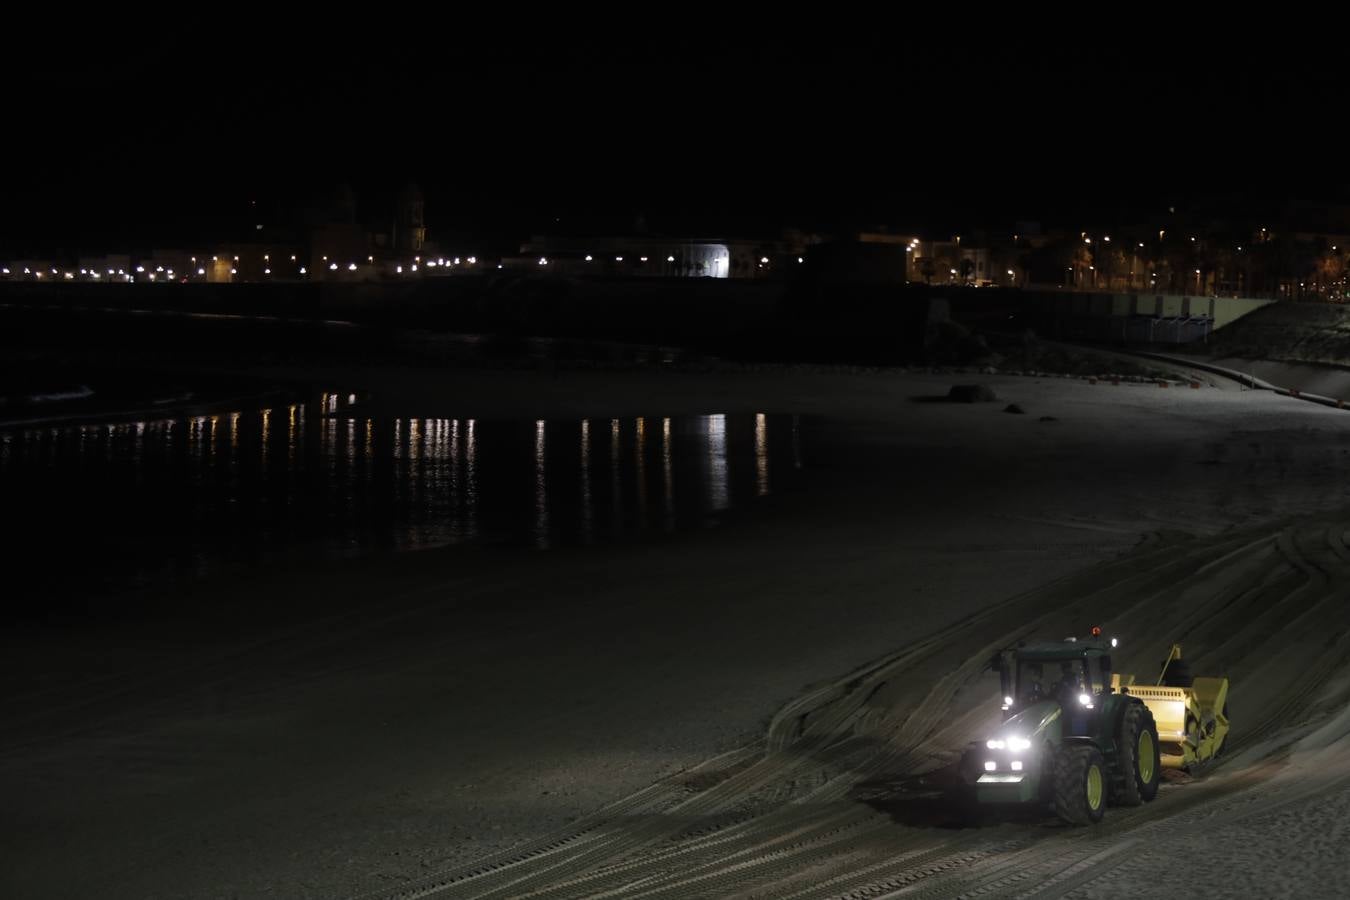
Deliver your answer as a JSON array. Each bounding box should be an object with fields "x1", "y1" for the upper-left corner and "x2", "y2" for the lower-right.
[{"x1": 3, "y1": 21, "x2": 1344, "y2": 253}]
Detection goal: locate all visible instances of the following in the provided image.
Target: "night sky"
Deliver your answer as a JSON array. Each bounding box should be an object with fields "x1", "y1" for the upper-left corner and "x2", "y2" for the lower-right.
[{"x1": 4, "y1": 23, "x2": 1345, "y2": 253}]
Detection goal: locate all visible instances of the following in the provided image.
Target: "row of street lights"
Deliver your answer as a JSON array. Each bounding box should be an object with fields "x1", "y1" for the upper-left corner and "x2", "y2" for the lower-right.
[{"x1": 0, "y1": 252, "x2": 482, "y2": 282}]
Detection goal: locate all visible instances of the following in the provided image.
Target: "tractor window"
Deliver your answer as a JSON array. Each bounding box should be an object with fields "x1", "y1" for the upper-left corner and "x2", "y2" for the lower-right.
[
  {"x1": 1014, "y1": 660, "x2": 1050, "y2": 705},
  {"x1": 1087, "y1": 655, "x2": 1109, "y2": 695},
  {"x1": 1049, "y1": 659, "x2": 1089, "y2": 705}
]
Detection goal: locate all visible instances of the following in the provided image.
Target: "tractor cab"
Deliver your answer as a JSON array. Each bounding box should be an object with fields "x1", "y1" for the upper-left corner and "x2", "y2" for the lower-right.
[{"x1": 995, "y1": 636, "x2": 1116, "y2": 737}]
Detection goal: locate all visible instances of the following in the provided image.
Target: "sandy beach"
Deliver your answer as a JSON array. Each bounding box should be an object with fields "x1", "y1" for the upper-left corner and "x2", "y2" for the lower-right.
[{"x1": 4, "y1": 361, "x2": 1350, "y2": 899}]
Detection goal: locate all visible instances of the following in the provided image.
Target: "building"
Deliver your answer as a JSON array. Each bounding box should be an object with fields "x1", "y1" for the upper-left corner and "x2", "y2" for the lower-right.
[
  {"x1": 502, "y1": 234, "x2": 792, "y2": 279},
  {"x1": 907, "y1": 236, "x2": 997, "y2": 286}
]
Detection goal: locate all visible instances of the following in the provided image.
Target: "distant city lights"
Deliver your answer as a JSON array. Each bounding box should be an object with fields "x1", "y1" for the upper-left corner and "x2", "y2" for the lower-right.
[{"x1": 13, "y1": 220, "x2": 1338, "y2": 298}]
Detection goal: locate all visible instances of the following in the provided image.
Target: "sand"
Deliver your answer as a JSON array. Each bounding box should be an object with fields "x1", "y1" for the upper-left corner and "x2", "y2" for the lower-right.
[{"x1": 3, "y1": 364, "x2": 1350, "y2": 899}]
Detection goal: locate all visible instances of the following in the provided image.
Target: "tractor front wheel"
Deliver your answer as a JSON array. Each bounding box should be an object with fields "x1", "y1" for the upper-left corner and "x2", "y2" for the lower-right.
[
  {"x1": 1052, "y1": 745, "x2": 1107, "y2": 825},
  {"x1": 1114, "y1": 703, "x2": 1161, "y2": 806}
]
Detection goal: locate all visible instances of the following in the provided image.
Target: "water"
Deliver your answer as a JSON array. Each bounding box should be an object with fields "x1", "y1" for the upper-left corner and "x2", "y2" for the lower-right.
[{"x1": 0, "y1": 394, "x2": 806, "y2": 607}]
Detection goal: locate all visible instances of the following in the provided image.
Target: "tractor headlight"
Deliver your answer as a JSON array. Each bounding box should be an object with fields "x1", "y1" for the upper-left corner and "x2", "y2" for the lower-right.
[
  {"x1": 1003, "y1": 696, "x2": 1014, "y2": 707},
  {"x1": 1078, "y1": 693, "x2": 1092, "y2": 706},
  {"x1": 984, "y1": 761, "x2": 996, "y2": 772},
  {"x1": 986, "y1": 739, "x2": 1005, "y2": 750},
  {"x1": 1007, "y1": 737, "x2": 1031, "y2": 752}
]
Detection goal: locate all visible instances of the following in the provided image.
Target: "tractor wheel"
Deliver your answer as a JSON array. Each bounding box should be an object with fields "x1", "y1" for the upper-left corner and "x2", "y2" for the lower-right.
[
  {"x1": 1113, "y1": 703, "x2": 1161, "y2": 806},
  {"x1": 1052, "y1": 744, "x2": 1107, "y2": 825}
]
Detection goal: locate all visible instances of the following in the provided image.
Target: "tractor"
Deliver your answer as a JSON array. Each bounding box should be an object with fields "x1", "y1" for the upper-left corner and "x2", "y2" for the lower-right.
[{"x1": 963, "y1": 630, "x2": 1229, "y2": 825}]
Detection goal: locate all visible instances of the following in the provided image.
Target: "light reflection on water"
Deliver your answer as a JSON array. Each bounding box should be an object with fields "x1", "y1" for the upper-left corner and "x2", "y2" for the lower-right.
[
  {"x1": 0, "y1": 395, "x2": 805, "y2": 594},
  {"x1": 707, "y1": 413, "x2": 728, "y2": 512}
]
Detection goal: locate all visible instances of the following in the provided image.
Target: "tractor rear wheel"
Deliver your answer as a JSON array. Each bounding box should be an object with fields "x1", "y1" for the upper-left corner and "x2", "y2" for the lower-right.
[
  {"x1": 1052, "y1": 745, "x2": 1107, "y2": 825},
  {"x1": 1114, "y1": 703, "x2": 1161, "y2": 806}
]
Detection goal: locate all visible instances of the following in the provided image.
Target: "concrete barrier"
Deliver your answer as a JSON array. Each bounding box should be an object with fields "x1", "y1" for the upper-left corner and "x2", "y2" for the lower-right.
[{"x1": 1128, "y1": 351, "x2": 1349, "y2": 412}]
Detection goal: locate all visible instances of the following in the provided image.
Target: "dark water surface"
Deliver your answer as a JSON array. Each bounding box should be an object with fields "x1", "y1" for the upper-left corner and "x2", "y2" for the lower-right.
[{"x1": 0, "y1": 393, "x2": 807, "y2": 611}]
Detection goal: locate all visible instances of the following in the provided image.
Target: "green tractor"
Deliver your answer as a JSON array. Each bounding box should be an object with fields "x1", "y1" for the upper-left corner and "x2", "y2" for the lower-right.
[{"x1": 963, "y1": 631, "x2": 1162, "y2": 825}]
